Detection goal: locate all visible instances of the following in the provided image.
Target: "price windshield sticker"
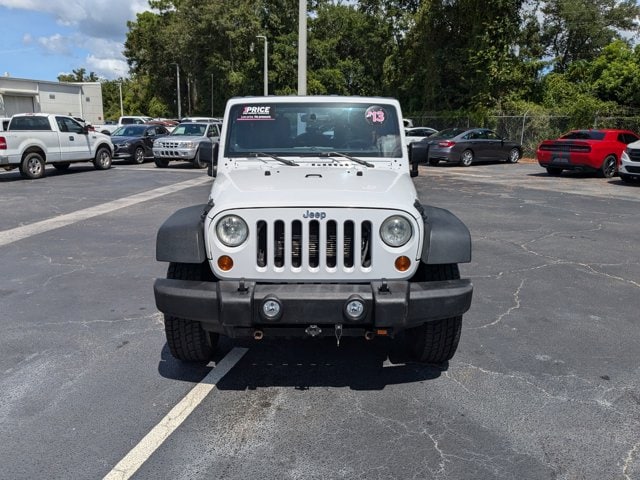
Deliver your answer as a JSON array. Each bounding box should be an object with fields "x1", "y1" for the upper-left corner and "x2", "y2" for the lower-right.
[{"x1": 238, "y1": 105, "x2": 275, "y2": 121}]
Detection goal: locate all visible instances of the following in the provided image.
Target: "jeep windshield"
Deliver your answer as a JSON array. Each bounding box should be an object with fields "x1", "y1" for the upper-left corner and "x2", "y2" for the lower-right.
[{"x1": 225, "y1": 101, "x2": 402, "y2": 158}]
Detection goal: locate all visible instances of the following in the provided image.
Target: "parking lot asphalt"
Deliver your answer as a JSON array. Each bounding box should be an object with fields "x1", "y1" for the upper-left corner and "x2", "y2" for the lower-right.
[{"x1": 1, "y1": 160, "x2": 638, "y2": 479}]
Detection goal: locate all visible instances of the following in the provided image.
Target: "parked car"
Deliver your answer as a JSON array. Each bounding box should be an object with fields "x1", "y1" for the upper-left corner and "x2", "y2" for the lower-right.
[
  {"x1": 152, "y1": 121, "x2": 221, "y2": 168},
  {"x1": 619, "y1": 139, "x2": 640, "y2": 183},
  {"x1": 404, "y1": 126, "x2": 437, "y2": 146},
  {"x1": 111, "y1": 124, "x2": 170, "y2": 164},
  {"x1": 536, "y1": 129, "x2": 640, "y2": 178},
  {"x1": 423, "y1": 128, "x2": 522, "y2": 166}
]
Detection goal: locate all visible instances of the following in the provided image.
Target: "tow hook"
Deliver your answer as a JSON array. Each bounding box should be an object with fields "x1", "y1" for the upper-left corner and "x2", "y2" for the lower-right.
[
  {"x1": 305, "y1": 324, "x2": 322, "y2": 337},
  {"x1": 335, "y1": 324, "x2": 343, "y2": 347}
]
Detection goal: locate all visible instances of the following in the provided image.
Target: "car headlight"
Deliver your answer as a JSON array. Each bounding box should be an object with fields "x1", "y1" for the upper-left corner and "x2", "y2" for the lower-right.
[
  {"x1": 181, "y1": 141, "x2": 195, "y2": 149},
  {"x1": 216, "y1": 215, "x2": 248, "y2": 247},
  {"x1": 380, "y1": 215, "x2": 412, "y2": 247}
]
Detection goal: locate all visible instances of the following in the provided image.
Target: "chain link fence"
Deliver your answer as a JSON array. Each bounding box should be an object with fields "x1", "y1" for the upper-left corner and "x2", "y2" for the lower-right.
[{"x1": 405, "y1": 114, "x2": 640, "y2": 157}]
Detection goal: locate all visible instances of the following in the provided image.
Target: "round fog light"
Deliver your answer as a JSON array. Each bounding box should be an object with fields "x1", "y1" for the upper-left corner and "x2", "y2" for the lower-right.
[
  {"x1": 261, "y1": 296, "x2": 282, "y2": 321},
  {"x1": 344, "y1": 295, "x2": 366, "y2": 322}
]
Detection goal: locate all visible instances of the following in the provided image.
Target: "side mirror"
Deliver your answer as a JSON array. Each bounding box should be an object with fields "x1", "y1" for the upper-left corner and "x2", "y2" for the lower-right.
[
  {"x1": 409, "y1": 142, "x2": 428, "y2": 177},
  {"x1": 207, "y1": 142, "x2": 219, "y2": 177}
]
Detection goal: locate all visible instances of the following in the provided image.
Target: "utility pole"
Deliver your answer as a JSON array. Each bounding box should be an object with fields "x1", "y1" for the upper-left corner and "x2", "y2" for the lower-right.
[
  {"x1": 173, "y1": 63, "x2": 181, "y2": 119},
  {"x1": 118, "y1": 82, "x2": 123, "y2": 117},
  {"x1": 256, "y1": 35, "x2": 268, "y2": 96},
  {"x1": 297, "y1": 0, "x2": 307, "y2": 95}
]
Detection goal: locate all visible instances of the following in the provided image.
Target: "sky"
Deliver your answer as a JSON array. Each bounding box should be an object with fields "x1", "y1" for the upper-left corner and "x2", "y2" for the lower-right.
[{"x1": 0, "y1": 0, "x2": 152, "y2": 82}]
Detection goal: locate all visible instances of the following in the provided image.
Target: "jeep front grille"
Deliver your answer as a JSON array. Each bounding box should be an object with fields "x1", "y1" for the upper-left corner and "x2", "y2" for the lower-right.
[{"x1": 256, "y1": 219, "x2": 372, "y2": 270}]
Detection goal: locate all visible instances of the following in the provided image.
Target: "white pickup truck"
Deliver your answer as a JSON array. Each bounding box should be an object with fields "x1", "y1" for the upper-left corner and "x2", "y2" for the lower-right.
[
  {"x1": 94, "y1": 116, "x2": 153, "y2": 135},
  {"x1": 0, "y1": 113, "x2": 114, "y2": 179}
]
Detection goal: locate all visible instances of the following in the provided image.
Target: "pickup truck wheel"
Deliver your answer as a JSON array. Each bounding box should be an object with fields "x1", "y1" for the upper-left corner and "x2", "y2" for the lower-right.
[
  {"x1": 164, "y1": 262, "x2": 219, "y2": 362},
  {"x1": 193, "y1": 149, "x2": 206, "y2": 169},
  {"x1": 155, "y1": 157, "x2": 169, "y2": 168},
  {"x1": 133, "y1": 147, "x2": 145, "y2": 164},
  {"x1": 20, "y1": 152, "x2": 45, "y2": 179},
  {"x1": 93, "y1": 147, "x2": 112, "y2": 170},
  {"x1": 394, "y1": 264, "x2": 463, "y2": 364},
  {"x1": 599, "y1": 155, "x2": 617, "y2": 178},
  {"x1": 53, "y1": 162, "x2": 70, "y2": 171}
]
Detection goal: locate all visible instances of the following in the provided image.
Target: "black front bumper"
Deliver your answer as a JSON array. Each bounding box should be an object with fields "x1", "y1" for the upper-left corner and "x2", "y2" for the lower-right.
[{"x1": 154, "y1": 278, "x2": 473, "y2": 336}]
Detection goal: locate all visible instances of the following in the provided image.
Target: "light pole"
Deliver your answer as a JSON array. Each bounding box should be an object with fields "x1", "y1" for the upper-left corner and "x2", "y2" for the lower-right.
[
  {"x1": 256, "y1": 35, "x2": 268, "y2": 96},
  {"x1": 211, "y1": 73, "x2": 214, "y2": 116},
  {"x1": 173, "y1": 63, "x2": 181, "y2": 119},
  {"x1": 118, "y1": 82, "x2": 123, "y2": 117},
  {"x1": 298, "y1": 0, "x2": 307, "y2": 95}
]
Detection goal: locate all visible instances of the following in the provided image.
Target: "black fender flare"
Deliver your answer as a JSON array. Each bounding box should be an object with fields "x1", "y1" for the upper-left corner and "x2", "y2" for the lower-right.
[
  {"x1": 156, "y1": 204, "x2": 210, "y2": 263},
  {"x1": 417, "y1": 203, "x2": 472, "y2": 264}
]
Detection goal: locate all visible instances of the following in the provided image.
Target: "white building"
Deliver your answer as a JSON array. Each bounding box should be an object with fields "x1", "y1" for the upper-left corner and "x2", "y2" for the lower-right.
[{"x1": 0, "y1": 76, "x2": 104, "y2": 124}]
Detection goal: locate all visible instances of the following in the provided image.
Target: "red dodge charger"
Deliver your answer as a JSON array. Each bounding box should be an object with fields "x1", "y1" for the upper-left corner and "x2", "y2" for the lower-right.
[{"x1": 537, "y1": 129, "x2": 639, "y2": 178}]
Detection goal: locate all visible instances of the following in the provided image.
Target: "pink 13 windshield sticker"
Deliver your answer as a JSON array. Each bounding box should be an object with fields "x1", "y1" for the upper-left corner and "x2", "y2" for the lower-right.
[{"x1": 365, "y1": 106, "x2": 386, "y2": 125}]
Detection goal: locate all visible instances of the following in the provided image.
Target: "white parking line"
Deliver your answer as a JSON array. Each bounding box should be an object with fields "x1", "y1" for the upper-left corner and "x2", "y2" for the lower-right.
[
  {"x1": 103, "y1": 347, "x2": 248, "y2": 480},
  {"x1": 0, "y1": 176, "x2": 211, "y2": 247}
]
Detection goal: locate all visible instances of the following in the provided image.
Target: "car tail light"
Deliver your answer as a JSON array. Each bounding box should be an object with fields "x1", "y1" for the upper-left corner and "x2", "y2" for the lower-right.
[
  {"x1": 438, "y1": 140, "x2": 456, "y2": 148},
  {"x1": 0, "y1": 137, "x2": 6, "y2": 150}
]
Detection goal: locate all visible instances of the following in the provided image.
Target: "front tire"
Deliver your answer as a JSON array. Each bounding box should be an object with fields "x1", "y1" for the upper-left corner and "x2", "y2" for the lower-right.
[
  {"x1": 133, "y1": 146, "x2": 145, "y2": 165},
  {"x1": 192, "y1": 149, "x2": 206, "y2": 169},
  {"x1": 93, "y1": 147, "x2": 112, "y2": 170},
  {"x1": 599, "y1": 155, "x2": 617, "y2": 178},
  {"x1": 155, "y1": 157, "x2": 169, "y2": 168},
  {"x1": 394, "y1": 264, "x2": 463, "y2": 364},
  {"x1": 164, "y1": 262, "x2": 219, "y2": 362},
  {"x1": 20, "y1": 152, "x2": 45, "y2": 179},
  {"x1": 460, "y1": 150, "x2": 473, "y2": 167}
]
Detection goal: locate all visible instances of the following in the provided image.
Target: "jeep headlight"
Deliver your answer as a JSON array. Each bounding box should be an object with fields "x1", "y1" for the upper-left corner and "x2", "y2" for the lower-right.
[
  {"x1": 380, "y1": 215, "x2": 412, "y2": 247},
  {"x1": 181, "y1": 141, "x2": 195, "y2": 149},
  {"x1": 216, "y1": 215, "x2": 248, "y2": 247}
]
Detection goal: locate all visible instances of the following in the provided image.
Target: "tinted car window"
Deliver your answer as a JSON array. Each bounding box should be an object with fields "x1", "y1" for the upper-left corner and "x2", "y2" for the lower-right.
[
  {"x1": 561, "y1": 131, "x2": 606, "y2": 140},
  {"x1": 486, "y1": 130, "x2": 500, "y2": 140},
  {"x1": 623, "y1": 133, "x2": 639, "y2": 144},
  {"x1": 436, "y1": 128, "x2": 466, "y2": 139},
  {"x1": 10, "y1": 116, "x2": 51, "y2": 131}
]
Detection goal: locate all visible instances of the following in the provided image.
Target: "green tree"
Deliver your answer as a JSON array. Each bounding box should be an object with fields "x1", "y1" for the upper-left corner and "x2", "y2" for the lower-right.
[
  {"x1": 538, "y1": 0, "x2": 640, "y2": 72},
  {"x1": 57, "y1": 68, "x2": 99, "y2": 82}
]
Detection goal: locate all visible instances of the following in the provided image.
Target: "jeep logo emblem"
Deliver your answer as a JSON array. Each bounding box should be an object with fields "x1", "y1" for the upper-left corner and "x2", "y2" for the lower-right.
[{"x1": 303, "y1": 210, "x2": 327, "y2": 220}]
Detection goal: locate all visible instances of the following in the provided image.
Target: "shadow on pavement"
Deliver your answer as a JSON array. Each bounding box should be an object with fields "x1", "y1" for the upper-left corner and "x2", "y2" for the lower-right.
[{"x1": 158, "y1": 336, "x2": 447, "y2": 391}]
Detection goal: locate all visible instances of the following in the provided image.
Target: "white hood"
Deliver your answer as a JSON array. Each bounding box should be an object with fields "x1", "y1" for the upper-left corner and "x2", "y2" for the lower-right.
[{"x1": 210, "y1": 165, "x2": 418, "y2": 213}]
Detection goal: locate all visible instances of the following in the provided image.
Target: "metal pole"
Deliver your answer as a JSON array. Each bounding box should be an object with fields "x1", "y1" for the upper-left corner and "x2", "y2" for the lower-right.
[
  {"x1": 297, "y1": 0, "x2": 307, "y2": 95},
  {"x1": 256, "y1": 35, "x2": 268, "y2": 96},
  {"x1": 211, "y1": 73, "x2": 214, "y2": 116},
  {"x1": 175, "y1": 64, "x2": 181, "y2": 119},
  {"x1": 118, "y1": 82, "x2": 123, "y2": 117}
]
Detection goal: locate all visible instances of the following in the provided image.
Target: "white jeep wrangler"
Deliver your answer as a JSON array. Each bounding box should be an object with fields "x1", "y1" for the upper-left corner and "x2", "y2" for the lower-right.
[{"x1": 153, "y1": 96, "x2": 473, "y2": 364}]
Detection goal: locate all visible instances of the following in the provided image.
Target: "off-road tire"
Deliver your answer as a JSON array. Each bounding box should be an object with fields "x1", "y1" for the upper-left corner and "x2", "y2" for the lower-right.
[
  {"x1": 164, "y1": 262, "x2": 219, "y2": 362},
  {"x1": 192, "y1": 149, "x2": 207, "y2": 169},
  {"x1": 395, "y1": 263, "x2": 463, "y2": 364},
  {"x1": 20, "y1": 151, "x2": 46, "y2": 179}
]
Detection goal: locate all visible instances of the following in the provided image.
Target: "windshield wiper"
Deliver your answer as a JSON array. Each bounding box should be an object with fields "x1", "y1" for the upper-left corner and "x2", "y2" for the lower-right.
[
  {"x1": 249, "y1": 152, "x2": 299, "y2": 166},
  {"x1": 320, "y1": 151, "x2": 374, "y2": 168}
]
